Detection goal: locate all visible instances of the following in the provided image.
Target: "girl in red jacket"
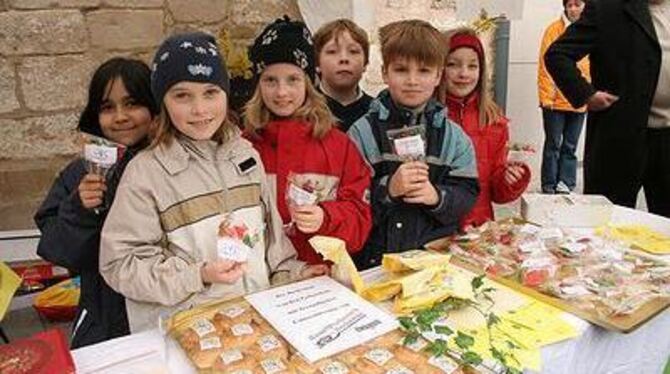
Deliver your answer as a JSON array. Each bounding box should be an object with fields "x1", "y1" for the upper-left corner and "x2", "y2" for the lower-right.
[
  {"x1": 244, "y1": 17, "x2": 372, "y2": 264},
  {"x1": 438, "y1": 28, "x2": 531, "y2": 227}
]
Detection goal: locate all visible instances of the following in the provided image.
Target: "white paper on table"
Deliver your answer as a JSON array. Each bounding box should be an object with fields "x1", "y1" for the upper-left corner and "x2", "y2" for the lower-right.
[{"x1": 245, "y1": 276, "x2": 398, "y2": 363}]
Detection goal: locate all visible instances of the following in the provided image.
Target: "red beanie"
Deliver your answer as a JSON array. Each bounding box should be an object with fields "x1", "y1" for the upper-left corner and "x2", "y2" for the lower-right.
[{"x1": 448, "y1": 32, "x2": 485, "y2": 69}]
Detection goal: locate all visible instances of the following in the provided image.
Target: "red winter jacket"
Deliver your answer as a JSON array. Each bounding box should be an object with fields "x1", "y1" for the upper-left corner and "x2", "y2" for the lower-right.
[
  {"x1": 444, "y1": 94, "x2": 530, "y2": 227},
  {"x1": 246, "y1": 119, "x2": 372, "y2": 264}
]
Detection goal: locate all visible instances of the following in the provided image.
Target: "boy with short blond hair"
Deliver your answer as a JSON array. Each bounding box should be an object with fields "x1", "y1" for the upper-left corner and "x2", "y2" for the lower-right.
[
  {"x1": 314, "y1": 19, "x2": 372, "y2": 131},
  {"x1": 348, "y1": 19, "x2": 479, "y2": 270}
]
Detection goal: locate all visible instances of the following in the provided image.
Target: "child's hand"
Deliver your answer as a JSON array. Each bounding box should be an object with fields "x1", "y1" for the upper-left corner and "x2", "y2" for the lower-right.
[
  {"x1": 201, "y1": 259, "x2": 246, "y2": 285},
  {"x1": 504, "y1": 163, "x2": 527, "y2": 185},
  {"x1": 291, "y1": 205, "x2": 325, "y2": 234},
  {"x1": 402, "y1": 180, "x2": 439, "y2": 206},
  {"x1": 300, "y1": 264, "x2": 330, "y2": 279},
  {"x1": 78, "y1": 173, "x2": 107, "y2": 209},
  {"x1": 388, "y1": 161, "x2": 429, "y2": 198}
]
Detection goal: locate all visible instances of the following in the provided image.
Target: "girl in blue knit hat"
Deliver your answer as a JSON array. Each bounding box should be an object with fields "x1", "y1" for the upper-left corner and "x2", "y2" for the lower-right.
[{"x1": 99, "y1": 32, "x2": 327, "y2": 333}]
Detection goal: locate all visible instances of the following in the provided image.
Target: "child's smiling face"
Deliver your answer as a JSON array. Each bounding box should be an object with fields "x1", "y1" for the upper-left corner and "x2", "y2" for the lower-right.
[
  {"x1": 443, "y1": 47, "x2": 480, "y2": 99},
  {"x1": 98, "y1": 77, "x2": 152, "y2": 147},
  {"x1": 163, "y1": 82, "x2": 227, "y2": 140},
  {"x1": 259, "y1": 63, "x2": 307, "y2": 118}
]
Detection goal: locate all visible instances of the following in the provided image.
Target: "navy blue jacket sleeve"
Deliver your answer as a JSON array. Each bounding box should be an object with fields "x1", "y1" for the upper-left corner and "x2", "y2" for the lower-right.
[
  {"x1": 544, "y1": 0, "x2": 598, "y2": 108},
  {"x1": 34, "y1": 160, "x2": 103, "y2": 272}
]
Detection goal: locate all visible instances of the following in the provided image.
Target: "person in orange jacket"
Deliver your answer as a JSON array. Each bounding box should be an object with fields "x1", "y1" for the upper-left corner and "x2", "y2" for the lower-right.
[
  {"x1": 438, "y1": 28, "x2": 531, "y2": 228},
  {"x1": 538, "y1": 0, "x2": 590, "y2": 194}
]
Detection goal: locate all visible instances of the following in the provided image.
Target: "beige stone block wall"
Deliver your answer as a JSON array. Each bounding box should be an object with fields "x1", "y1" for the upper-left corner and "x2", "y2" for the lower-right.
[{"x1": 0, "y1": 0, "x2": 300, "y2": 230}]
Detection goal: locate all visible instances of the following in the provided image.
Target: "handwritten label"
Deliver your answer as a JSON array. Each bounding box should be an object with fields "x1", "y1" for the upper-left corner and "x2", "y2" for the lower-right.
[
  {"x1": 220, "y1": 349, "x2": 244, "y2": 365},
  {"x1": 84, "y1": 144, "x2": 118, "y2": 166},
  {"x1": 289, "y1": 183, "x2": 318, "y2": 206},
  {"x1": 394, "y1": 135, "x2": 425, "y2": 158},
  {"x1": 190, "y1": 319, "x2": 215, "y2": 338},
  {"x1": 199, "y1": 336, "x2": 221, "y2": 351}
]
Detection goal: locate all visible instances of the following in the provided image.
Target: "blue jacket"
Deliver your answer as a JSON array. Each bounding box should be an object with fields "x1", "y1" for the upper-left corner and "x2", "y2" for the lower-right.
[
  {"x1": 348, "y1": 90, "x2": 479, "y2": 269},
  {"x1": 34, "y1": 147, "x2": 139, "y2": 348}
]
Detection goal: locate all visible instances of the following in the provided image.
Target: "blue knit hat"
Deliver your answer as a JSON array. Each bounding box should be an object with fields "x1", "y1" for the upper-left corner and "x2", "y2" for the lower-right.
[{"x1": 151, "y1": 32, "x2": 230, "y2": 104}]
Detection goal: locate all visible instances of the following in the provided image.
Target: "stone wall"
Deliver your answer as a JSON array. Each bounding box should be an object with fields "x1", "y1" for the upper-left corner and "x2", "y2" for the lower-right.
[{"x1": 0, "y1": 0, "x2": 300, "y2": 230}]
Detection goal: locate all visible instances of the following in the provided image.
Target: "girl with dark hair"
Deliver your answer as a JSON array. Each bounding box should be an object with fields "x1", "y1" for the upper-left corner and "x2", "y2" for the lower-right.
[{"x1": 34, "y1": 57, "x2": 157, "y2": 348}]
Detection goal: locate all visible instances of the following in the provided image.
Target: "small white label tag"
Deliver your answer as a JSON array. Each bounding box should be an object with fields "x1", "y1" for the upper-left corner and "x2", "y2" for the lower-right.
[
  {"x1": 320, "y1": 361, "x2": 350, "y2": 374},
  {"x1": 221, "y1": 304, "x2": 247, "y2": 319},
  {"x1": 261, "y1": 358, "x2": 286, "y2": 374},
  {"x1": 394, "y1": 135, "x2": 425, "y2": 158},
  {"x1": 217, "y1": 237, "x2": 249, "y2": 262},
  {"x1": 288, "y1": 183, "x2": 318, "y2": 206},
  {"x1": 365, "y1": 348, "x2": 393, "y2": 366},
  {"x1": 190, "y1": 319, "x2": 215, "y2": 337},
  {"x1": 199, "y1": 336, "x2": 221, "y2": 351},
  {"x1": 259, "y1": 335, "x2": 281, "y2": 352},
  {"x1": 397, "y1": 337, "x2": 428, "y2": 352},
  {"x1": 386, "y1": 366, "x2": 414, "y2": 374},
  {"x1": 220, "y1": 349, "x2": 244, "y2": 365},
  {"x1": 428, "y1": 355, "x2": 459, "y2": 373},
  {"x1": 84, "y1": 144, "x2": 118, "y2": 166},
  {"x1": 231, "y1": 323, "x2": 254, "y2": 336}
]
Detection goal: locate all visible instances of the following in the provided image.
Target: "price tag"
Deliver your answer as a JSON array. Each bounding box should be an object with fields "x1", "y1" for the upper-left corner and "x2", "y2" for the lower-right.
[
  {"x1": 84, "y1": 144, "x2": 118, "y2": 166},
  {"x1": 393, "y1": 135, "x2": 425, "y2": 158},
  {"x1": 199, "y1": 336, "x2": 221, "y2": 351},
  {"x1": 220, "y1": 349, "x2": 244, "y2": 365},
  {"x1": 288, "y1": 183, "x2": 318, "y2": 206},
  {"x1": 190, "y1": 319, "x2": 215, "y2": 337},
  {"x1": 217, "y1": 238, "x2": 249, "y2": 262}
]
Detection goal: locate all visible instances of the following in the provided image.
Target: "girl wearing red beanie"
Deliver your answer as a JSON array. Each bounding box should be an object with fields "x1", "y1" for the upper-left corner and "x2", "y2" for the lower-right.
[{"x1": 438, "y1": 29, "x2": 531, "y2": 228}]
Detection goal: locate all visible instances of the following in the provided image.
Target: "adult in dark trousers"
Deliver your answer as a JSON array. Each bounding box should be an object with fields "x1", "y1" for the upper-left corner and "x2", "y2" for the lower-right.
[{"x1": 545, "y1": 0, "x2": 670, "y2": 217}]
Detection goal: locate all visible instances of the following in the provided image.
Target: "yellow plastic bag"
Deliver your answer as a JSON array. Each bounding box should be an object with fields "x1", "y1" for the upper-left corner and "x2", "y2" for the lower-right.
[{"x1": 33, "y1": 277, "x2": 80, "y2": 322}]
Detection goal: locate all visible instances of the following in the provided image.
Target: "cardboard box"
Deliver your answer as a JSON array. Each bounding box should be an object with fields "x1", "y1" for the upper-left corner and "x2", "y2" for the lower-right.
[{"x1": 521, "y1": 193, "x2": 613, "y2": 228}]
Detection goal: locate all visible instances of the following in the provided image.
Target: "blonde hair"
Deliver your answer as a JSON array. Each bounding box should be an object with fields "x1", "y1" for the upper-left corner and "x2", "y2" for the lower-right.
[
  {"x1": 243, "y1": 73, "x2": 334, "y2": 139},
  {"x1": 379, "y1": 19, "x2": 445, "y2": 68},
  {"x1": 150, "y1": 104, "x2": 236, "y2": 148},
  {"x1": 437, "y1": 27, "x2": 503, "y2": 127},
  {"x1": 313, "y1": 19, "x2": 370, "y2": 65}
]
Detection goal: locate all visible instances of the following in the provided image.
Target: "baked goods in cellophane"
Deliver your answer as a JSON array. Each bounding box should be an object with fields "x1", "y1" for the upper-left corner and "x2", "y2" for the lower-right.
[
  {"x1": 166, "y1": 297, "x2": 474, "y2": 373},
  {"x1": 433, "y1": 219, "x2": 670, "y2": 318}
]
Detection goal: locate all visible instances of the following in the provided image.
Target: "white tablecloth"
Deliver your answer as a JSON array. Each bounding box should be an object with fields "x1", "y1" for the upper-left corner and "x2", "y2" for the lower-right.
[
  {"x1": 70, "y1": 309, "x2": 670, "y2": 374},
  {"x1": 72, "y1": 206, "x2": 670, "y2": 373}
]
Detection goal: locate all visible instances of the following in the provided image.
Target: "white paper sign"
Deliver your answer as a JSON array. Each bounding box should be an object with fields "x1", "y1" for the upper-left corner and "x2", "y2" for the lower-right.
[
  {"x1": 84, "y1": 144, "x2": 118, "y2": 166},
  {"x1": 289, "y1": 183, "x2": 318, "y2": 206},
  {"x1": 245, "y1": 276, "x2": 398, "y2": 363},
  {"x1": 393, "y1": 135, "x2": 425, "y2": 158}
]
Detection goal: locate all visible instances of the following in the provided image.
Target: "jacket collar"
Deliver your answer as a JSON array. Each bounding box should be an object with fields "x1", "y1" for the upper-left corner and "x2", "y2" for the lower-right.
[
  {"x1": 263, "y1": 119, "x2": 312, "y2": 142},
  {"x1": 444, "y1": 92, "x2": 478, "y2": 110},
  {"x1": 154, "y1": 128, "x2": 245, "y2": 175},
  {"x1": 371, "y1": 89, "x2": 445, "y2": 128}
]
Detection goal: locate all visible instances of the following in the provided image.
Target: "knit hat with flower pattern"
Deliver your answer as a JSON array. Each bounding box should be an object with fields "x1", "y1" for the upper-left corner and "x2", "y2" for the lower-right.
[
  {"x1": 150, "y1": 32, "x2": 230, "y2": 104},
  {"x1": 250, "y1": 16, "x2": 316, "y2": 83}
]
